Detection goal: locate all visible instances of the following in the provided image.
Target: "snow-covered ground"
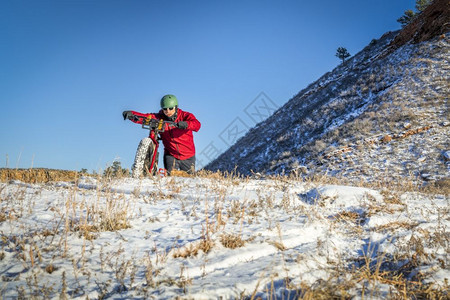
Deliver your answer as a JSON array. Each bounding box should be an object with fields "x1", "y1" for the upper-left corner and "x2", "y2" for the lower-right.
[{"x1": 0, "y1": 175, "x2": 448, "y2": 299}]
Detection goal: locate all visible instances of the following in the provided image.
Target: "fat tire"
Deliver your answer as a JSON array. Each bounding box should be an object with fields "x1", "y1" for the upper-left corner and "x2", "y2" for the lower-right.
[{"x1": 131, "y1": 138, "x2": 157, "y2": 178}]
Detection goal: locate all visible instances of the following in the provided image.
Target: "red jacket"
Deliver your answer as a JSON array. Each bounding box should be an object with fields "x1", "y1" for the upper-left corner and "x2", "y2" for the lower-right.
[{"x1": 130, "y1": 108, "x2": 201, "y2": 160}]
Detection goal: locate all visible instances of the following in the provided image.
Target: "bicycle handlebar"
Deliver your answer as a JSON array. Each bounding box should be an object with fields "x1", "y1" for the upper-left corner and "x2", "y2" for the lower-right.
[{"x1": 135, "y1": 116, "x2": 175, "y2": 132}]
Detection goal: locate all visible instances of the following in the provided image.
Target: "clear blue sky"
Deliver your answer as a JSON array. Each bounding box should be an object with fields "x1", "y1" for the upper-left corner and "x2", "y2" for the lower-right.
[{"x1": 1, "y1": 0, "x2": 414, "y2": 172}]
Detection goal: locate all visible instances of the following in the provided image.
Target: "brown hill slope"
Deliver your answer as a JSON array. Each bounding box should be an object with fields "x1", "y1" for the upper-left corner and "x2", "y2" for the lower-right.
[{"x1": 390, "y1": 0, "x2": 449, "y2": 49}]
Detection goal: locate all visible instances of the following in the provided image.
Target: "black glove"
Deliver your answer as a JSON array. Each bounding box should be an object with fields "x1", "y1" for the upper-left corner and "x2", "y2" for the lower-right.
[
  {"x1": 122, "y1": 110, "x2": 134, "y2": 120},
  {"x1": 176, "y1": 121, "x2": 188, "y2": 129}
]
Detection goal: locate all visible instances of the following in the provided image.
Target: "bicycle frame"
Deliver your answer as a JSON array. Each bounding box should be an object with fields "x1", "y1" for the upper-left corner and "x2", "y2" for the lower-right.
[{"x1": 138, "y1": 116, "x2": 175, "y2": 176}]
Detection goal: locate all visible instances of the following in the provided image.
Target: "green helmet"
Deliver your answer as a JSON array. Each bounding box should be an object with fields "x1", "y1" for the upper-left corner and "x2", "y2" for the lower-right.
[{"x1": 160, "y1": 94, "x2": 178, "y2": 108}]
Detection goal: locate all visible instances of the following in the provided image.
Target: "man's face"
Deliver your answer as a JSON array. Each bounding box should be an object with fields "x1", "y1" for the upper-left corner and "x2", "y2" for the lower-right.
[{"x1": 163, "y1": 107, "x2": 176, "y2": 118}]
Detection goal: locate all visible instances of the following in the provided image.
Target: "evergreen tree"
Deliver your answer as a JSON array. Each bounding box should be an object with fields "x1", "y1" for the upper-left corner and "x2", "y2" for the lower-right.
[
  {"x1": 397, "y1": 10, "x2": 416, "y2": 28},
  {"x1": 111, "y1": 160, "x2": 122, "y2": 174},
  {"x1": 103, "y1": 160, "x2": 129, "y2": 178},
  {"x1": 416, "y1": 0, "x2": 432, "y2": 12},
  {"x1": 335, "y1": 47, "x2": 351, "y2": 64}
]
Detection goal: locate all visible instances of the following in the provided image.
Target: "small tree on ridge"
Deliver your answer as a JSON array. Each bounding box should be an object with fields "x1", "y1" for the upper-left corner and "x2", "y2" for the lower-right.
[
  {"x1": 335, "y1": 47, "x2": 351, "y2": 64},
  {"x1": 397, "y1": 10, "x2": 416, "y2": 27}
]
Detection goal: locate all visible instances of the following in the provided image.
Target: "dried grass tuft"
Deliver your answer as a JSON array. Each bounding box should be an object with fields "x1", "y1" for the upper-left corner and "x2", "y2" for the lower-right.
[{"x1": 220, "y1": 233, "x2": 246, "y2": 249}]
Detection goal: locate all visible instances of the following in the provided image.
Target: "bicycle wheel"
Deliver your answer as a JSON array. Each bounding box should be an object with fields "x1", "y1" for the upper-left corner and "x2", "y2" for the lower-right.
[{"x1": 131, "y1": 138, "x2": 157, "y2": 178}]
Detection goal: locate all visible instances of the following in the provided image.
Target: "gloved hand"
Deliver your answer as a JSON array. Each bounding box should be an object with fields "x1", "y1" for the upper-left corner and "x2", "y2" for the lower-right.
[
  {"x1": 122, "y1": 111, "x2": 134, "y2": 120},
  {"x1": 176, "y1": 121, "x2": 188, "y2": 129}
]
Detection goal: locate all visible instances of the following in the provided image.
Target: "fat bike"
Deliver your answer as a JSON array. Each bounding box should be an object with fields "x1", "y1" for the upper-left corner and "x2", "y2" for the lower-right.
[{"x1": 131, "y1": 116, "x2": 175, "y2": 179}]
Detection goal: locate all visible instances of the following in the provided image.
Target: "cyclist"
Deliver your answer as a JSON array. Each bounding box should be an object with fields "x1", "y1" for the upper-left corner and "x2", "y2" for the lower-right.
[{"x1": 123, "y1": 94, "x2": 201, "y2": 175}]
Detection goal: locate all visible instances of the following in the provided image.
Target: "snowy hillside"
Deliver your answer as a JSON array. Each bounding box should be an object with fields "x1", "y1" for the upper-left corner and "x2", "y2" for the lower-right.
[
  {"x1": 205, "y1": 1, "x2": 449, "y2": 186},
  {"x1": 0, "y1": 176, "x2": 448, "y2": 299}
]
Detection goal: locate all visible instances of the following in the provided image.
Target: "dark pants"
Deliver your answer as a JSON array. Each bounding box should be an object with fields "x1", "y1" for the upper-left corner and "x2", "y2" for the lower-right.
[{"x1": 164, "y1": 154, "x2": 195, "y2": 175}]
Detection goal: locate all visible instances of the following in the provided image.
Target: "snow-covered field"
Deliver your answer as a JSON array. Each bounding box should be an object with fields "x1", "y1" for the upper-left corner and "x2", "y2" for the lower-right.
[{"x1": 1, "y1": 175, "x2": 448, "y2": 299}]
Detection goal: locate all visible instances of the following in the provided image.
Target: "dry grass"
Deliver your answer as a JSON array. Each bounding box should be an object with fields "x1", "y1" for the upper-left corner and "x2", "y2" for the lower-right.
[
  {"x1": 220, "y1": 233, "x2": 246, "y2": 249},
  {"x1": 301, "y1": 170, "x2": 449, "y2": 196},
  {"x1": 251, "y1": 248, "x2": 449, "y2": 299},
  {"x1": 423, "y1": 177, "x2": 450, "y2": 195},
  {"x1": 334, "y1": 210, "x2": 365, "y2": 225},
  {"x1": 170, "y1": 170, "x2": 192, "y2": 177},
  {"x1": 0, "y1": 168, "x2": 79, "y2": 183},
  {"x1": 375, "y1": 221, "x2": 419, "y2": 232},
  {"x1": 65, "y1": 190, "x2": 131, "y2": 240}
]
